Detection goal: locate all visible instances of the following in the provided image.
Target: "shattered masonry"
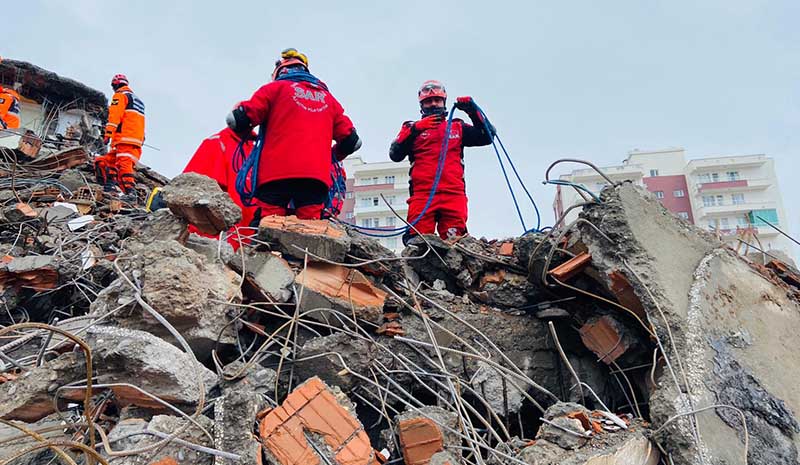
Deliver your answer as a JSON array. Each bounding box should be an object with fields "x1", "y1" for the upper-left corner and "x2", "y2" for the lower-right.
[{"x1": 1, "y1": 59, "x2": 800, "y2": 465}]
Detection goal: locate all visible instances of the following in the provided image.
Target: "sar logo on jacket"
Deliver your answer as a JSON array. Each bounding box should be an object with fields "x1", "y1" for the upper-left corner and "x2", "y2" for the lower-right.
[{"x1": 291, "y1": 83, "x2": 329, "y2": 113}]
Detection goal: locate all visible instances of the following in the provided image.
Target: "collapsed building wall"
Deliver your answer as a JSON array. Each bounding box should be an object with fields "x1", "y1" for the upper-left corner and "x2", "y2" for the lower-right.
[{"x1": 0, "y1": 58, "x2": 106, "y2": 155}]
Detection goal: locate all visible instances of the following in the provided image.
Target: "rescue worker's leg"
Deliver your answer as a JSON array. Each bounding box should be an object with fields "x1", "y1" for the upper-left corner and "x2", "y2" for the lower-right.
[
  {"x1": 435, "y1": 193, "x2": 468, "y2": 240},
  {"x1": 94, "y1": 151, "x2": 118, "y2": 191},
  {"x1": 255, "y1": 179, "x2": 292, "y2": 217},
  {"x1": 402, "y1": 193, "x2": 438, "y2": 245},
  {"x1": 290, "y1": 179, "x2": 328, "y2": 220},
  {"x1": 114, "y1": 144, "x2": 142, "y2": 194}
]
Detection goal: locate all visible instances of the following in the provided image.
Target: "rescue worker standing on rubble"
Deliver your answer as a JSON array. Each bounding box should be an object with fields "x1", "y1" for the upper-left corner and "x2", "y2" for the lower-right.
[
  {"x1": 389, "y1": 80, "x2": 494, "y2": 244},
  {"x1": 94, "y1": 74, "x2": 145, "y2": 201},
  {"x1": 227, "y1": 48, "x2": 361, "y2": 220},
  {"x1": 0, "y1": 85, "x2": 21, "y2": 130}
]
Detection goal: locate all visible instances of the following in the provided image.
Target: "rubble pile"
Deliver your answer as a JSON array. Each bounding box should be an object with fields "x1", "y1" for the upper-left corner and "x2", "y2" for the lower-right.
[{"x1": 0, "y1": 146, "x2": 799, "y2": 465}]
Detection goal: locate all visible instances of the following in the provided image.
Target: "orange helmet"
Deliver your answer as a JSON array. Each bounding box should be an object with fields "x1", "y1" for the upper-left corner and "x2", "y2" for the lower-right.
[
  {"x1": 111, "y1": 74, "x2": 129, "y2": 88},
  {"x1": 271, "y1": 48, "x2": 309, "y2": 80},
  {"x1": 418, "y1": 80, "x2": 447, "y2": 103}
]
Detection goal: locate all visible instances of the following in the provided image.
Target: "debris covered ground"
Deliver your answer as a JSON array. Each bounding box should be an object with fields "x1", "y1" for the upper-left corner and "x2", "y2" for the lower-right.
[{"x1": 1, "y1": 87, "x2": 800, "y2": 465}]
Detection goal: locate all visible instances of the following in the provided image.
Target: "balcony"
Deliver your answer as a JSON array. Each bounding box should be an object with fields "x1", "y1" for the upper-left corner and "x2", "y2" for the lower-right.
[
  {"x1": 354, "y1": 203, "x2": 408, "y2": 215},
  {"x1": 706, "y1": 225, "x2": 779, "y2": 238},
  {"x1": 565, "y1": 164, "x2": 644, "y2": 182},
  {"x1": 695, "y1": 178, "x2": 771, "y2": 193},
  {"x1": 697, "y1": 200, "x2": 777, "y2": 217},
  {"x1": 687, "y1": 154, "x2": 768, "y2": 170}
]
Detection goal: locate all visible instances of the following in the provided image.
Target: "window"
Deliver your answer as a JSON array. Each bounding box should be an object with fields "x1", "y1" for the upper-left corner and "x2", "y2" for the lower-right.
[
  {"x1": 361, "y1": 218, "x2": 373, "y2": 228},
  {"x1": 385, "y1": 175, "x2": 395, "y2": 184},
  {"x1": 346, "y1": 192, "x2": 354, "y2": 199},
  {"x1": 654, "y1": 191, "x2": 665, "y2": 199},
  {"x1": 372, "y1": 177, "x2": 379, "y2": 185},
  {"x1": 649, "y1": 169, "x2": 659, "y2": 177},
  {"x1": 720, "y1": 218, "x2": 730, "y2": 229},
  {"x1": 715, "y1": 195, "x2": 724, "y2": 205},
  {"x1": 748, "y1": 209, "x2": 779, "y2": 226},
  {"x1": 726, "y1": 171, "x2": 740, "y2": 181},
  {"x1": 673, "y1": 189, "x2": 685, "y2": 198},
  {"x1": 346, "y1": 212, "x2": 354, "y2": 220},
  {"x1": 702, "y1": 195, "x2": 715, "y2": 207},
  {"x1": 731, "y1": 193, "x2": 744, "y2": 205},
  {"x1": 677, "y1": 212, "x2": 689, "y2": 220},
  {"x1": 698, "y1": 173, "x2": 711, "y2": 183},
  {"x1": 360, "y1": 197, "x2": 372, "y2": 207},
  {"x1": 372, "y1": 197, "x2": 379, "y2": 206},
  {"x1": 711, "y1": 172, "x2": 720, "y2": 182},
  {"x1": 385, "y1": 217, "x2": 396, "y2": 227},
  {"x1": 385, "y1": 195, "x2": 396, "y2": 205},
  {"x1": 736, "y1": 217, "x2": 749, "y2": 227},
  {"x1": 373, "y1": 218, "x2": 380, "y2": 227}
]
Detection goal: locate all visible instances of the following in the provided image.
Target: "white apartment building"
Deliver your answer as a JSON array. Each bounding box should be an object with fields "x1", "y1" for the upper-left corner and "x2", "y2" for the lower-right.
[
  {"x1": 340, "y1": 155, "x2": 411, "y2": 253},
  {"x1": 553, "y1": 148, "x2": 793, "y2": 257}
]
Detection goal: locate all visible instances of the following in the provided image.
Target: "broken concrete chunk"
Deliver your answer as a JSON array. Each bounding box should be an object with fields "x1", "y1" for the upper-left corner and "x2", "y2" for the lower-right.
[
  {"x1": 297, "y1": 332, "x2": 393, "y2": 391},
  {"x1": 214, "y1": 388, "x2": 266, "y2": 465},
  {"x1": 580, "y1": 183, "x2": 800, "y2": 465},
  {"x1": 161, "y1": 172, "x2": 241, "y2": 235},
  {"x1": 470, "y1": 359, "x2": 526, "y2": 415},
  {"x1": 259, "y1": 376, "x2": 378, "y2": 465},
  {"x1": 134, "y1": 208, "x2": 188, "y2": 243},
  {"x1": 259, "y1": 215, "x2": 351, "y2": 262},
  {"x1": 535, "y1": 402, "x2": 592, "y2": 450},
  {"x1": 3, "y1": 203, "x2": 38, "y2": 223},
  {"x1": 240, "y1": 252, "x2": 294, "y2": 303},
  {"x1": 76, "y1": 325, "x2": 216, "y2": 408},
  {"x1": 91, "y1": 239, "x2": 242, "y2": 353},
  {"x1": 296, "y1": 262, "x2": 387, "y2": 324},
  {"x1": 0, "y1": 353, "x2": 79, "y2": 422},
  {"x1": 104, "y1": 414, "x2": 215, "y2": 465},
  {"x1": 0, "y1": 255, "x2": 58, "y2": 290},
  {"x1": 396, "y1": 406, "x2": 459, "y2": 465}
]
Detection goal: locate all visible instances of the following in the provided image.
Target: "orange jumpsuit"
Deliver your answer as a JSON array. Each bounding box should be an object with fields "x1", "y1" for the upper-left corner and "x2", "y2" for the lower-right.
[
  {"x1": 0, "y1": 87, "x2": 21, "y2": 130},
  {"x1": 94, "y1": 85, "x2": 145, "y2": 191}
]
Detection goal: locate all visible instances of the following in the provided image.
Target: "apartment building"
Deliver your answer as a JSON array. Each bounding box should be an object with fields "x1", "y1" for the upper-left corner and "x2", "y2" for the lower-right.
[
  {"x1": 553, "y1": 148, "x2": 792, "y2": 256},
  {"x1": 339, "y1": 155, "x2": 411, "y2": 253}
]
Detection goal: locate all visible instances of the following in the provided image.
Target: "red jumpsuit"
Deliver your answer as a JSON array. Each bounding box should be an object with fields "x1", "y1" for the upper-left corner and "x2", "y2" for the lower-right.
[
  {"x1": 389, "y1": 111, "x2": 493, "y2": 241},
  {"x1": 183, "y1": 128, "x2": 257, "y2": 249},
  {"x1": 237, "y1": 77, "x2": 357, "y2": 219}
]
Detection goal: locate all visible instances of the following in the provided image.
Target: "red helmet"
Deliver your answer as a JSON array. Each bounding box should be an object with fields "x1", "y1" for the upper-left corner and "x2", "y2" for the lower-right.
[
  {"x1": 271, "y1": 48, "x2": 309, "y2": 80},
  {"x1": 418, "y1": 80, "x2": 447, "y2": 103},
  {"x1": 111, "y1": 74, "x2": 129, "y2": 88}
]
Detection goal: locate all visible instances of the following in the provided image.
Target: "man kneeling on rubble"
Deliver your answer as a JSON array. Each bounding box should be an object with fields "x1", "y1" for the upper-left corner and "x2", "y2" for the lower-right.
[
  {"x1": 226, "y1": 48, "x2": 361, "y2": 221},
  {"x1": 180, "y1": 127, "x2": 261, "y2": 249}
]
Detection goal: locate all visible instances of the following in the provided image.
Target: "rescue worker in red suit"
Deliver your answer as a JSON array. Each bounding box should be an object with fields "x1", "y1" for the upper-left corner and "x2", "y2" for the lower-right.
[
  {"x1": 389, "y1": 80, "x2": 494, "y2": 244},
  {"x1": 94, "y1": 74, "x2": 146, "y2": 202},
  {"x1": 182, "y1": 127, "x2": 257, "y2": 249},
  {"x1": 226, "y1": 48, "x2": 361, "y2": 220}
]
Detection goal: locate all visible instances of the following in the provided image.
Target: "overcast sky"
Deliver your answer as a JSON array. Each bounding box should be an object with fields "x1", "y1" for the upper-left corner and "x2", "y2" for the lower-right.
[{"x1": 6, "y1": 0, "x2": 799, "y2": 248}]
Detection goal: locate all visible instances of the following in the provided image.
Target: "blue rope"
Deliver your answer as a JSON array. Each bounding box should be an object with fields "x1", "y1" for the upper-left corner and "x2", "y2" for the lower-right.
[
  {"x1": 333, "y1": 106, "x2": 458, "y2": 238},
  {"x1": 234, "y1": 123, "x2": 266, "y2": 207},
  {"x1": 471, "y1": 103, "x2": 542, "y2": 234}
]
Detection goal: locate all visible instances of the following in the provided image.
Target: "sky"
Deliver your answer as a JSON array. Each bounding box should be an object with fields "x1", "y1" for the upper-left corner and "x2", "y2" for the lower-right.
[{"x1": 5, "y1": 0, "x2": 799, "y2": 247}]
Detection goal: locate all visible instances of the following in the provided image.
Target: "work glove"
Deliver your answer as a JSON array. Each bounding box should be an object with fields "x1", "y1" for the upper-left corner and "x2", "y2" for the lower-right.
[
  {"x1": 455, "y1": 96, "x2": 477, "y2": 112},
  {"x1": 413, "y1": 114, "x2": 444, "y2": 132}
]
